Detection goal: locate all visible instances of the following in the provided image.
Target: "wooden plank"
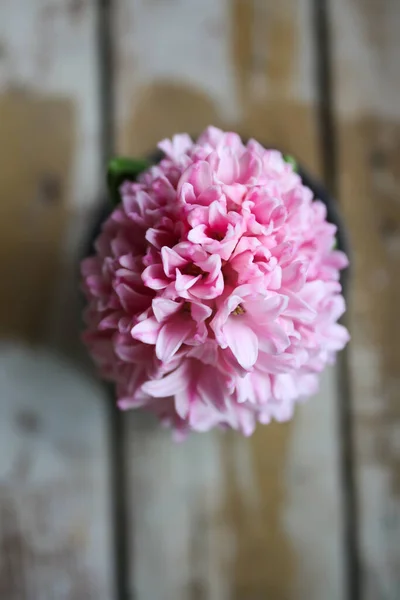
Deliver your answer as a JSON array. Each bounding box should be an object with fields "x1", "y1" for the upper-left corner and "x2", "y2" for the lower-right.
[
  {"x1": 0, "y1": 0, "x2": 101, "y2": 344},
  {"x1": 113, "y1": 0, "x2": 345, "y2": 598},
  {"x1": 330, "y1": 0, "x2": 400, "y2": 598},
  {"x1": 0, "y1": 2, "x2": 114, "y2": 598},
  {"x1": 0, "y1": 344, "x2": 114, "y2": 599}
]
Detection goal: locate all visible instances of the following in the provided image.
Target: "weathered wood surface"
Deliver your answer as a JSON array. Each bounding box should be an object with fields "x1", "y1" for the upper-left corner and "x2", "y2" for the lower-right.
[
  {"x1": 1, "y1": 0, "x2": 398, "y2": 598},
  {"x1": 0, "y1": 0, "x2": 101, "y2": 344},
  {"x1": 114, "y1": 1, "x2": 345, "y2": 598},
  {"x1": 330, "y1": 0, "x2": 400, "y2": 598},
  {"x1": 0, "y1": 2, "x2": 114, "y2": 598},
  {"x1": 0, "y1": 344, "x2": 114, "y2": 600}
]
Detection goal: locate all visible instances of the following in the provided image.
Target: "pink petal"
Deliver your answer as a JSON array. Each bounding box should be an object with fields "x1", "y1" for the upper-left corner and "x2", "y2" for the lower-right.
[
  {"x1": 115, "y1": 283, "x2": 150, "y2": 312},
  {"x1": 189, "y1": 401, "x2": 220, "y2": 432},
  {"x1": 258, "y1": 322, "x2": 290, "y2": 354},
  {"x1": 229, "y1": 249, "x2": 252, "y2": 274},
  {"x1": 189, "y1": 273, "x2": 224, "y2": 299},
  {"x1": 256, "y1": 351, "x2": 298, "y2": 374},
  {"x1": 197, "y1": 185, "x2": 224, "y2": 206},
  {"x1": 190, "y1": 302, "x2": 212, "y2": 323},
  {"x1": 158, "y1": 133, "x2": 192, "y2": 159},
  {"x1": 246, "y1": 294, "x2": 288, "y2": 323},
  {"x1": 210, "y1": 294, "x2": 243, "y2": 344},
  {"x1": 208, "y1": 200, "x2": 227, "y2": 229},
  {"x1": 81, "y1": 256, "x2": 100, "y2": 278},
  {"x1": 328, "y1": 250, "x2": 349, "y2": 270},
  {"x1": 252, "y1": 372, "x2": 272, "y2": 404},
  {"x1": 281, "y1": 261, "x2": 308, "y2": 291},
  {"x1": 197, "y1": 126, "x2": 225, "y2": 148},
  {"x1": 328, "y1": 295, "x2": 347, "y2": 321},
  {"x1": 98, "y1": 312, "x2": 121, "y2": 330},
  {"x1": 146, "y1": 227, "x2": 172, "y2": 249},
  {"x1": 175, "y1": 391, "x2": 190, "y2": 418},
  {"x1": 272, "y1": 374, "x2": 298, "y2": 403},
  {"x1": 236, "y1": 407, "x2": 257, "y2": 436},
  {"x1": 118, "y1": 315, "x2": 133, "y2": 334},
  {"x1": 118, "y1": 395, "x2": 147, "y2": 410},
  {"x1": 187, "y1": 225, "x2": 208, "y2": 244},
  {"x1": 175, "y1": 270, "x2": 201, "y2": 293},
  {"x1": 152, "y1": 298, "x2": 182, "y2": 322},
  {"x1": 222, "y1": 183, "x2": 247, "y2": 205},
  {"x1": 141, "y1": 363, "x2": 189, "y2": 397},
  {"x1": 197, "y1": 253, "x2": 221, "y2": 280},
  {"x1": 114, "y1": 342, "x2": 144, "y2": 363},
  {"x1": 216, "y1": 152, "x2": 239, "y2": 184},
  {"x1": 325, "y1": 323, "x2": 350, "y2": 350},
  {"x1": 187, "y1": 340, "x2": 218, "y2": 365},
  {"x1": 270, "y1": 205, "x2": 288, "y2": 228},
  {"x1": 161, "y1": 247, "x2": 187, "y2": 277},
  {"x1": 118, "y1": 254, "x2": 138, "y2": 270},
  {"x1": 236, "y1": 374, "x2": 255, "y2": 404},
  {"x1": 142, "y1": 264, "x2": 168, "y2": 290},
  {"x1": 178, "y1": 161, "x2": 213, "y2": 196},
  {"x1": 284, "y1": 292, "x2": 317, "y2": 323},
  {"x1": 179, "y1": 182, "x2": 196, "y2": 204},
  {"x1": 156, "y1": 318, "x2": 194, "y2": 362},
  {"x1": 224, "y1": 319, "x2": 258, "y2": 370},
  {"x1": 238, "y1": 151, "x2": 262, "y2": 183},
  {"x1": 197, "y1": 371, "x2": 227, "y2": 412},
  {"x1": 131, "y1": 317, "x2": 160, "y2": 344}
]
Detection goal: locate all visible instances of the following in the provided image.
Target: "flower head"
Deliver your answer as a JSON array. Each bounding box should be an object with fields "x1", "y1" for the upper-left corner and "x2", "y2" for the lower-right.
[{"x1": 81, "y1": 126, "x2": 349, "y2": 437}]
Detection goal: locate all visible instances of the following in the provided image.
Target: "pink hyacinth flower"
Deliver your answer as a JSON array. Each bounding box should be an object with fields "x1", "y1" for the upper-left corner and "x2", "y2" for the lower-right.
[{"x1": 81, "y1": 126, "x2": 349, "y2": 437}]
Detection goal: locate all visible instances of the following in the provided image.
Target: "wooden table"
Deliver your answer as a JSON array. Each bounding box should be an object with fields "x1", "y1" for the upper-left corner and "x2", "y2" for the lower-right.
[{"x1": 0, "y1": 1, "x2": 399, "y2": 598}]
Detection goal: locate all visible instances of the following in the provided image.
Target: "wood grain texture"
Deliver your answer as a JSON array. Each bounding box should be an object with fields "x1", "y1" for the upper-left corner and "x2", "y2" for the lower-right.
[
  {"x1": 0, "y1": 0, "x2": 101, "y2": 344},
  {"x1": 0, "y1": 344, "x2": 114, "y2": 600},
  {"x1": 0, "y1": 2, "x2": 114, "y2": 598},
  {"x1": 114, "y1": 1, "x2": 345, "y2": 598},
  {"x1": 330, "y1": 0, "x2": 400, "y2": 597}
]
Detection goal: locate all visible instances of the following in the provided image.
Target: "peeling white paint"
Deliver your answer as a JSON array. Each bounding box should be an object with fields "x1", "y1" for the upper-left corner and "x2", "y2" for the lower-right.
[
  {"x1": 0, "y1": 0, "x2": 101, "y2": 209},
  {"x1": 360, "y1": 465, "x2": 400, "y2": 600},
  {"x1": 127, "y1": 426, "x2": 232, "y2": 600},
  {"x1": 333, "y1": 0, "x2": 400, "y2": 119},
  {"x1": 0, "y1": 342, "x2": 113, "y2": 598},
  {"x1": 116, "y1": 0, "x2": 241, "y2": 125},
  {"x1": 284, "y1": 366, "x2": 344, "y2": 600}
]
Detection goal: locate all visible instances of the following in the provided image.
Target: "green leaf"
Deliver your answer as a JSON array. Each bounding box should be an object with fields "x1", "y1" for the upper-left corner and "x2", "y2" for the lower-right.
[
  {"x1": 107, "y1": 157, "x2": 150, "y2": 206},
  {"x1": 333, "y1": 237, "x2": 338, "y2": 250},
  {"x1": 283, "y1": 154, "x2": 298, "y2": 172}
]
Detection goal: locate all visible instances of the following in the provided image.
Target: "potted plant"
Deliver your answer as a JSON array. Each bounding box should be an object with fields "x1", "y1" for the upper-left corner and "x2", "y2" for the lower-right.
[{"x1": 81, "y1": 127, "x2": 349, "y2": 439}]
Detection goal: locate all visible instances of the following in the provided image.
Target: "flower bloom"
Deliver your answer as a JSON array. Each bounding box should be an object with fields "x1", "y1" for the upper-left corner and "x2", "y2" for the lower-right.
[{"x1": 81, "y1": 127, "x2": 349, "y2": 438}]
